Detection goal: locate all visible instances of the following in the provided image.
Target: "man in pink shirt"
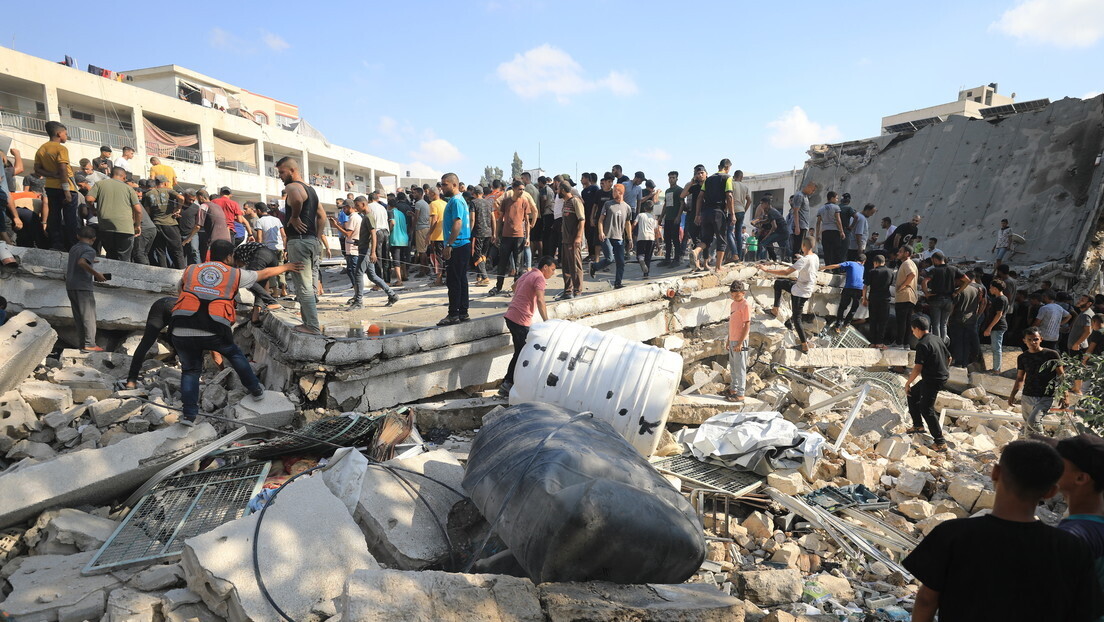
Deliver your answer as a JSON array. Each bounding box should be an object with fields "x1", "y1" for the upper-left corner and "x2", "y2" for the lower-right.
[
  {"x1": 499, "y1": 256, "x2": 556, "y2": 397},
  {"x1": 726, "y1": 281, "x2": 751, "y2": 402}
]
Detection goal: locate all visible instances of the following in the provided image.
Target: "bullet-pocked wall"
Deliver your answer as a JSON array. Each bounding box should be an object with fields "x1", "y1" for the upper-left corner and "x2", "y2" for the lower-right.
[{"x1": 799, "y1": 95, "x2": 1104, "y2": 267}]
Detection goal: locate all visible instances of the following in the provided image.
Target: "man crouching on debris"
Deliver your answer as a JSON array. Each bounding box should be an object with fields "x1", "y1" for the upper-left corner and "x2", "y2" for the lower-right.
[
  {"x1": 170, "y1": 239, "x2": 303, "y2": 425},
  {"x1": 724, "y1": 281, "x2": 751, "y2": 402},
  {"x1": 903, "y1": 440, "x2": 1102, "y2": 621},
  {"x1": 903, "y1": 316, "x2": 949, "y2": 452}
]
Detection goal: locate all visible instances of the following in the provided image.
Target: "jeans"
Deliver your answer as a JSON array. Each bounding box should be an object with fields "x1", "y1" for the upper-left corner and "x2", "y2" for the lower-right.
[
  {"x1": 726, "y1": 211, "x2": 745, "y2": 260},
  {"x1": 101, "y1": 231, "x2": 134, "y2": 261},
  {"x1": 346, "y1": 253, "x2": 362, "y2": 298},
  {"x1": 594, "y1": 238, "x2": 626, "y2": 285},
  {"x1": 773, "y1": 280, "x2": 809, "y2": 344},
  {"x1": 895, "y1": 301, "x2": 915, "y2": 346},
  {"x1": 907, "y1": 377, "x2": 945, "y2": 441},
  {"x1": 473, "y1": 237, "x2": 491, "y2": 280},
  {"x1": 286, "y1": 237, "x2": 321, "y2": 331},
  {"x1": 153, "y1": 223, "x2": 185, "y2": 269},
  {"x1": 127, "y1": 297, "x2": 174, "y2": 383},
  {"x1": 67, "y1": 289, "x2": 97, "y2": 348},
  {"x1": 173, "y1": 334, "x2": 261, "y2": 420},
  {"x1": 504, "y1": 317, "x2": 529, "y2": 385},
  {"x1": 356, "y1": 253, "x2": 395, "y2": 298},
  {"x1": 131, "y1": 224, "x2": 156, "y2": 265},
  {"x1": 759, "y1": 231, "x2": 787, "y2": 261},
  {"x1": 495, "y1": 237, "x2": 526, "y2": 290},
  {"x1": 868, "y1": 298, "x2": 892, "y2": 346},
  {"x1": 789, "y1": 229, "x2": 808, "y2": 258},
  {"x1": 1020, "y1": 395, "x2": 1052, "y2": 433},
  {"x1": 245, "y1": 247, "x2": 280, "y2": 307},
  {"x1": 928, "y1": 296, "x2": 953, "y2": 342},
  {"x1": 636, "y1": 239, "x2": 654, "y2": 274},
  {"x1": 729, "y1": 341, "x2": 748, "y2": 396},
  {"x1": 663, "y1": 219, "x2": 682, "y2": 261},
  {"x1": 184, "y1": 235, "x2": 201, "y2": 265},
  {"x1": 821, "y1": 230, "x2": 844, "y2": 265},
  {"x1": 45, "y1": 188, "x2": 79, "y2": 251},
  {"x1": 445, "y1": 242, "x2": 471, "y2": 317},
  {"x1": 836, "y1": 289, "x2": 862, "y2": 323},
  {"x1": 990, "y1": 328, "x2": 1006, "y2": 372}
]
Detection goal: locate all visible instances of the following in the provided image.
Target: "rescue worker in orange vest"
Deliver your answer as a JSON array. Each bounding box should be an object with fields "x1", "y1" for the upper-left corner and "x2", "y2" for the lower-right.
[{"x1": 171, "y1": 239, "x2": 303, "y2": 426}]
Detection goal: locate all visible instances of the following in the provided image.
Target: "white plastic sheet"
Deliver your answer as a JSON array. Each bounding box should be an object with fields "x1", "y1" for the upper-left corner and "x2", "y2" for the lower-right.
[{"x1": 679, "y1": 411, "x2": 825, "y2": 476}]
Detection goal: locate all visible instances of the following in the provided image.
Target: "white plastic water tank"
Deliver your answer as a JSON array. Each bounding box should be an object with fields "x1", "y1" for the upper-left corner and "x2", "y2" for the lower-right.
[{"x1": 509, "y1": 319, "x2": 684, "y2": 456}]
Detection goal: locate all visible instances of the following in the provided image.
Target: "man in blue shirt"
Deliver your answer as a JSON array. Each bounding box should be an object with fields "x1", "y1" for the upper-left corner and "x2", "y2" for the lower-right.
[
  {"x1": 439, "y1": 172, "x2": 472, "y2": 327},
  {"x1": 823, "y1": 256, "x2": 865, "y2": 329},
  {"x1": 623, "y1": 171, "x2": 645, "y2": 218}
]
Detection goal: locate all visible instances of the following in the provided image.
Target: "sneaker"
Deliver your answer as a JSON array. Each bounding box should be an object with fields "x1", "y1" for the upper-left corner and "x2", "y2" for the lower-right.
[
  {"x1": 643, "y1": 264, "x2": 650, "y2": 277},
  {"x1": 589, "y1": 264, "x2": 597, "y2": 278},
  {"x1": 386, "y1": 294, "x2": 399, "y2": 307},
  {"x1": 905, "y1": 427, "x2": 926, "y2": 435},
  {"x1": 564, "y1": 291, "x2": 575, "y2": 299},
  {"x1": 931, "y1": 441, "x2": 948, "y2": 453},
  {"x1": 437, "y1": 315, "x2": 461, "y2": 327},
  {"x1": 177, "y1": 416, "x2": 196, "y2": 427},
  {"x1": 486, "y1": 287, "x2": 501, "y2": 297},
  {"x1": 458, "y1": 314, "x2": 470, "y2": 322},
  {"x1": 346, "y1": 297, "x2": 358, "y2": 306},
  {"x1": 554, "y1": 291, "x2": 571, "y2": 301},
  {"x1": 349, "y1": 300, "x2": 363, "y2": 310},
  {"x1": 250, "y1": 389, "x2": 265, "y2": 402},
  {"x1": 613, "y1": 283, "x2": 625, "y2": 289}
]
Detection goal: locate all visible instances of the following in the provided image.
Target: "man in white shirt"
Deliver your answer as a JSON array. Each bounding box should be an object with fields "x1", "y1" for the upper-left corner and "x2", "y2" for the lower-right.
[
  {"x1": 328, "y1": 203, "x2": 363, "y2": 306},
  {"x1": 919, "y1": 237, "x2": 944, "y2": 262},
  {"x1": 1033, "y1": 290, "x2": 1072, "y2": 349},
  {"x1": 758, "y1": 237, "x2": 820, "y2": 352},
  {"x1": 114, "y1": 146, "x2": 135, "y2": 174}
]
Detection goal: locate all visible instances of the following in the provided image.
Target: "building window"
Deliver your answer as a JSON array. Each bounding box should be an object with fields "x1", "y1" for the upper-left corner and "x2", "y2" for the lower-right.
[
  {"x1": 275, "y1": 114, "x2": 296, "y2": 129},
  {"x1": 119, "y1": 120, "x2": 134, "y2": 132},
  {"x1": 966, "y1": 91, "x2": 973, "y2": 97},
  {"x1": 70, "y1": 110, "x2": 94, "y2": 123},
  {"x1": 974, "y1": 97, "x2": 981, "y2": 103},
  {"x1": 254, "y1": 111, "x2": 268, "y2": 125},
  {"x1": 35, "y1": 102, "x2": 45, "y2": 113}
]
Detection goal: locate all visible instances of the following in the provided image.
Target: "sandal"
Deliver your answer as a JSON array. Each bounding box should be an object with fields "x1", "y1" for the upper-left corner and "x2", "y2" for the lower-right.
[{"x1": 905, "y1": 427, "x2": 925, "y2": 434}]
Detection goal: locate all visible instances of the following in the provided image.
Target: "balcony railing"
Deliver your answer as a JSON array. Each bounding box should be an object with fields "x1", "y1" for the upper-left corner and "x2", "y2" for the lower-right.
[
  {"x1": 68, "y1": 125, "x2": 132, "y2": 151},
  {"x1": 216, "y1": 160, "x2": 259, "y2": 175},
  {"x1": 146, "y1": 141, "x2": 202, "y2": 164},
  {"x1": 0, "y1": 111, "x2": 47, "y2": 135}
]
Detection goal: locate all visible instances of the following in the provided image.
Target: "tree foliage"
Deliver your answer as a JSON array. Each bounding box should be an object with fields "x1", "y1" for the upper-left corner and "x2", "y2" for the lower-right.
[
  {"x1": 479, "y1": 165, "x2": 504, "y2": 187},
  {"x1": 1046, "y1": 354, "x2": 1104, "y2": 433},
  {"x1": 511, "y1": 152, "x2": 524, "y2": 180}
]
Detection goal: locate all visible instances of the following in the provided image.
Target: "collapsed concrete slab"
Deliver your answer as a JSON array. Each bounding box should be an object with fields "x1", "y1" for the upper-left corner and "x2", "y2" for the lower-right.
[
  {"x1": 0, "y1": 551, "x2": 123, "y2": 621},
  {"x1": 231, "y1": 391, "x2": 296, "y2": 429},
  {"x1": 53, "y1": 366, "x2": 114, "y2": 402},
  {"x1": 0, "y1": 389, "x2": 36, "y2": 451},
  {"x1": 539, "y1": 582, "x2": 746, "y2": 622},
  {"x1": 181, "y1": 474, "x2": 377, "y2": 622},
  {"x1": 668, "y1": 394, "x2": 772, "y2": 425},
  {"x1": 0, "y1": 423, "x2": 217, "y2": 529},
  {"x1": 969, "y1": 371, "x2": 1016, "y2": 398},
  {"x1": 18, "y1": 380, "x2": 73, "y2": 415},
  {"x1": 34, "y1": 508, "x2": 117, "y2": 555},
  {"x1": 774, "y1": 347, "x2": 913, "y2": 368},
  {"x1": 340, "y1": 569, "x2": 544, "y2": 622},
  {"x1": 327, "y1": 448, "x2": 467, "y2": 570},
  {"x1": 0, "y1": 310, "x2": 58, "y2": 395},
  {"x1": 104, "y1": 587, "x2": 164, "y2": 622}
]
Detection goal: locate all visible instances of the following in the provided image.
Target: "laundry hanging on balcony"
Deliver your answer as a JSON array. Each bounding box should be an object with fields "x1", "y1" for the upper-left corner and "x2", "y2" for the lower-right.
[{"x1": 144, "y1": 119, "x2": 199, "y2": 158}]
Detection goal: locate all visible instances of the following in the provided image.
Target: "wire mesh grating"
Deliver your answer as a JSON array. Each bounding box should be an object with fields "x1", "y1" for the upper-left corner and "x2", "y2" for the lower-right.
[
  {"x1": 218, "y1": 413, "x2": 380, "y2": 460},
  {"x1": 84, "y1": 461, "x2": 270, "y2": 574},
  {"x1": 651, "y1": 455, "x2": 763, "y2": 496},
  {"x1": 830, "y1": 325, "x2": 871, "y2": 349}
]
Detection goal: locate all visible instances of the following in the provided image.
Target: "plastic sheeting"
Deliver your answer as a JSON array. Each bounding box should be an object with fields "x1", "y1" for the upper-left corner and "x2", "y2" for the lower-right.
[
  {"x1": 213, "y1": 135, "x2": 257, "y2": 167},
  {"x1": 144, "y1": 120, "x2": 198, "y2": 158},
  {"x1": 462, "y1": 402, "x2": 705, "y2": 584},
  {"x1": 678, "y1": 411, "x2": 825, "y2": 477}
]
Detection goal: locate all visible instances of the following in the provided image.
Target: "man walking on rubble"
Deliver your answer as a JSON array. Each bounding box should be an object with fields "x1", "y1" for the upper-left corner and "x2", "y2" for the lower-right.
[
  {"x1": 903, "y1": 316, "x2": 949, "y2": 452},
  {"x1": 1009, "y1": 326, "x2": 1064, "y2": 434}
]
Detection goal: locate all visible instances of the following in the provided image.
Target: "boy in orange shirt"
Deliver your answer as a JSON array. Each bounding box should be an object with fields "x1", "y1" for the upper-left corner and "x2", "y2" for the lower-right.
[{"x1": 726, "y1": 281, "x2": 751, "y2": 402}]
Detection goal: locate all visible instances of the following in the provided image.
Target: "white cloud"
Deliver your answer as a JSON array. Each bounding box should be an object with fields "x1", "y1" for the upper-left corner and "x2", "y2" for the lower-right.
[
  {"x1": 404, "y1": 162, "x2": 444, "y2": 179},
  {"x1": 634, "y1": 147, "x2": 671, "y2": 162},
  {"x1": 991, "y1": 0, "x2": 1104, "y2": 48},
  {"x1": 262, "y1": 31, "x2": 290, "y2": 52},
  {"x1": 496, "y1": 45, "x2": 638, "y2": 103},
  {"x1": 209, "y1": 27, "x2": 234, "y2": 50},
  {"x1": 766, "y1": 106, "x2": 842, "y2": 149},
  {"x1": 411, "y1": 138, "x2": 464, "y2": 165}
]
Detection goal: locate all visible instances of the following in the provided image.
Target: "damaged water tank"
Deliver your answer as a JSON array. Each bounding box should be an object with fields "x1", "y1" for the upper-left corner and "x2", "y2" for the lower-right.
[{"x1": 509, "y1": 319, "x2": 683, "y2": 456}]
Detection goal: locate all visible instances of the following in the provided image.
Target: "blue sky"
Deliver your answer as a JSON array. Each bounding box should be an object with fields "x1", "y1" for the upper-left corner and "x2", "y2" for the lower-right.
[{"x1": 6, "y1": 0, "x2": 1101, "y2": 183}]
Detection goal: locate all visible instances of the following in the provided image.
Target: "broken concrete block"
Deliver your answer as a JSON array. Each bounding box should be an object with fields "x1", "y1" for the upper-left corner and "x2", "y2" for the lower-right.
[
  {"x1": 53, "y1": 365, "x2": 114, "y2": 401},
  {"x1": 771, "y1": 542, "x2": 802, "y2": 568},
  {"x1": 35, "y1": 508, "x2": 117, "y2": 555},
  {"x1": 128, "y1": 562, "x2": 185, "y2": 592},
  {"x1": 0, "y1": 551, "x2": 123, "y2": 621},
  {"x1": 0, "y1": 311, "x2": 58, "y2": 394},
  {"x1": 948, "y1": 476, "x2": 986, "y2": 511},
  {"x1": 182, "y1": 474, "x2": 377, "y2": 622},
  {"x1": 971, "y1": 433, "x2": 997, "y2": 452},
  {"x1": 5, "y1": 438, "x2": 57, "y2": 461},
  {"x1": 898, "y1": 499, "x2": 935, "y2": 520},
  {"x1": 916, "y1": 512, "x2": 958, "y2": 535},
  {"x1": 934, "y1": 499, "x2": 970, "y2": 519},
  {"x1": 735, "y1": 568, "x2": 803, "y2": 606},
  {"x1": 341, "y1": 569, "x2": 543, "y2": 622},
  {"x1": 961, "y1": 386, "x2": 987, "y2": 401},
  {"x1": 18, "y1": 379, "x2": 74, "y2": 414},
  {"x1": 742, "y1": 510, "x2": 775, "y2": 539},
  {"x1": 232, "y1": 390, "x2": 296, "y2": 429},
  {"x1": 766, "y1": 471, "x2": 806, "y2": 496},
  {"x1": 345, "y1": 448, "x2": 467, "y2": 570},
  {"x1": 934, "y1": 391, "x2": 972, "y2": 412},
  {"x1": 43, "y1": 404, "x2": 81, "y2": 429},
  {"x1": 944, "y1": 367, "x2": 971, "y2": 393},
  {"x1": 969, "y1": 371, "x2": 1015, "y2": 398},
  {"x1": 975, "y1": 488, "x2": 996, "y2": 511},
  {"x1": 0, "y1": 389, "x2": 36, "y2": 442},
  {"x1": 894, "y1": 468, "x2": 928, "y2": 497},
  {"x1": 539, "y1": 581, "x2": 746, "y2": 622},
  {"x1": 875, "y1": 436, "x2": 910, "y2": 460},
  {"x1": 0, "y1": 423, "x2": 217, "y2": 529},
  {"x1": 775, "y1": 347, "x2": 913, "y2": 369},
  {"x1": 89, "y1": 397, "x2": 144, "y2": 428},
  {"x1": 813, "y1": 572, "x2": 855, "y2": 602},
  {"x1": 844, "y1": 456, "x2": 884, "y2": 489},
  {"x1": 104, "y1": 587, "x2": 163, "y2": 622},
  {"x1": 994, "y1": 425, "x2": 1019, "y2": 447},
  {"x1": 668, "y1": 393, "x2": 771, "y2": 424}
]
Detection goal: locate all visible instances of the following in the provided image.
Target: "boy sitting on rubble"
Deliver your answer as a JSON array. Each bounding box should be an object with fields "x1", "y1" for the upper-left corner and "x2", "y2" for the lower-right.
[
  {"x1": 903, "y1": 439, "x2": 1102, "y2": 621},
  {"x1": 723, "y1": 281, "x2": 751, "y2": 403}
]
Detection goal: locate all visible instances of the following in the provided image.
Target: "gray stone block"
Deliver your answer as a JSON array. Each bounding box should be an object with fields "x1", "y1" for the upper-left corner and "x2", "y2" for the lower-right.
[
  {"x1": 0, "y1": 389, "x2": 37, "y2": 440},
  {"x1": 0, "y1": 551, "x2": 122, "y2": 621},
  {"x1": 0, "y1": 310, "x2": 58, "y2": 394},
  {"x1": 89, "y1": 397, "x2": 144, "y2": 428},
  {"x1": 36, "y1": 508, "x2": 118, "y2": 554},
  {"x1": 341, "y1": 569, "x2": 544, "y2": 622},
  {"x1": 53, "y1": 365, "x2": 113, "y2": 401},
  {"x1": 181, "y1": 474, "x2": 377, "y2": 622},
  {"x1": 231, "y1": 390, "x2": 296, "y2": 429},
  {"x1": 19, "y1": 380, "x2": 74, "y2": 415},
  {"x1": 0, "y1": 423, "x2": 217, "y2": 529},
  {"x1": 539, "y1": 582, "x2": 746, "y2": 622},
  {"x1": 104, "y1": 587, "x2": 164, "y2": 622}
]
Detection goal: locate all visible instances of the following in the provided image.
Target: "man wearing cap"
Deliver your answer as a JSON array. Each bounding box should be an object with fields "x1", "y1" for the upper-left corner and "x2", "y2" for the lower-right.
[
  {"x1": 1056, "y1": 434, "x2": 1104, "y2": 600},
  {"x1": 92, "y1": 146, "x2": 113, "y2": 176}
]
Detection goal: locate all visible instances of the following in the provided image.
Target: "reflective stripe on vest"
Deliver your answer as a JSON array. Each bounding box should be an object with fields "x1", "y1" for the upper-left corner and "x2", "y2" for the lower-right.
[{"x1": 172, "y1": 262, "x2": 241, "y2": 328}]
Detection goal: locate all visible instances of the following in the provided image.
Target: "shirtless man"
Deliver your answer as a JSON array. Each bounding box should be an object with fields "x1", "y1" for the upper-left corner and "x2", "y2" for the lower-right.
[{"x1": 277, "y1": 157, "x2": 327, "y2": 334}]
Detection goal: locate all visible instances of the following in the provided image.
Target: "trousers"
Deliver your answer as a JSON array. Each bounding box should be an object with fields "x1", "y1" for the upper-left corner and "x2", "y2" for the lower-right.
[{"x1": 907, "y1": 377, "x2": 945, "y2": 441}]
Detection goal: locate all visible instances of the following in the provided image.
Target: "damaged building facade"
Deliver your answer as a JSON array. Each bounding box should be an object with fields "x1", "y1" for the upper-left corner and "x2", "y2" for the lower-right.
[{"x1": 0, "y1": 94, "x2": 1102, "y2": 622}]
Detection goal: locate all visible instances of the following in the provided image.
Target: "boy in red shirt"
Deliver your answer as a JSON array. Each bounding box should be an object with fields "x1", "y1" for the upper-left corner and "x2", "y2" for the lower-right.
[
  {"x1": 499, "y1": 256, "x2": 556, "y2": 397},
  {"x1": 726, "y1": 281, "x2": 751, "y2": 402}
]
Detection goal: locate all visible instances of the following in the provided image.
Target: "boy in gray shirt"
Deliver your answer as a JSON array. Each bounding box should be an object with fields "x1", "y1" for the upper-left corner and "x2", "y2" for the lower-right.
[{"x1": 67, "y1": 226, "x2": 108, "y2": 351}]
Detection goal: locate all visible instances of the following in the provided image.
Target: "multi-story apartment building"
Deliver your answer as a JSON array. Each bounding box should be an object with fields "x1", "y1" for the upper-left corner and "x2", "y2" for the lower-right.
[{"x1": 0, "y1": 46, "x2": 400, "y2": 208}]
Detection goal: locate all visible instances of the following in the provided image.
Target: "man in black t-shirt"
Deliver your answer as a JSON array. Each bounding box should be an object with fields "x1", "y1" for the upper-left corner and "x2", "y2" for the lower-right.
[
  {"x1": 904, "y1": 316, "x2": 950, "y2": 450},
  {"x1": 862, "y1": 254, "x2": 895, "y2": 348},
  {"x1": 982, "y1": 279, "x2": 1009, "y2": 372},
  {"x1": 680, "y1": 165, "x2": 706, "y2": 261},
  {"x1": 886, "y1": 214, "x2": 920, "y2": 254},
  {"x1": 922, "y1": 253, "x2": 964, "y2": 343},
  {"x1": 1084, "y1": 315, "x2": 1104, "y2": 360},
  {"x1": 904, "y1": 440, "x2": 1102, "y2": 622},
  {"x1": 1010, "y1": 326, "x2": 1064, "y2": 433}
]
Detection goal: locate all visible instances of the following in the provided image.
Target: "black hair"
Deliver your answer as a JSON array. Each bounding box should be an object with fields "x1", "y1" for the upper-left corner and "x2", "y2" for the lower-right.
[
  {"x1": 0, "y1": 295, "x2": 6, "y2": 309},
  {"x1": 990, "y1": 279, "x2": 1006, "y2": 293},
  {"x1": 872, "y1": 254, "x2": 886, "y2": 265},
  {"x1": 996, "y1": 264, "x2": 1011, "y2": 275},
  {"x1": 1024, "y1": 326, "x2": 1041, "y2": 338},
  {"x1": 718, "y1": 158, "x2": 731, "y2": 170},
  {"x1": 863, "y1": 203, "x2": 876, "y2": 212},
  {"x1": 209, "y1": 239, "x2": 235, "y2": 261},
  {"x1": 668, "y1": 171, "x2": 679, "y2": 177},
  {"x1": 77, "y1": 225, "x2": 97, "y2": 240},
  {"x1": 931, "y1": 251, "x2": 945, "y2": 262},
  {"x1": 45, "y1": 121, "x2": 67, "y2": 137},
  {"x1": 826, "y1": 191, "x2": 837, "y2": 201},
  {"x1": 929, "y1": 237, "x2": 938, "y2": 243},
  {"x1": 910, "y1": 316, "x2": 930, "y2": 331},
  {"x1": 999, "y1": 440, "x2": 1064, "y2": 502},
  {"x1": 537, "y1": 256, "x2": 556, "y2": 269}
]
